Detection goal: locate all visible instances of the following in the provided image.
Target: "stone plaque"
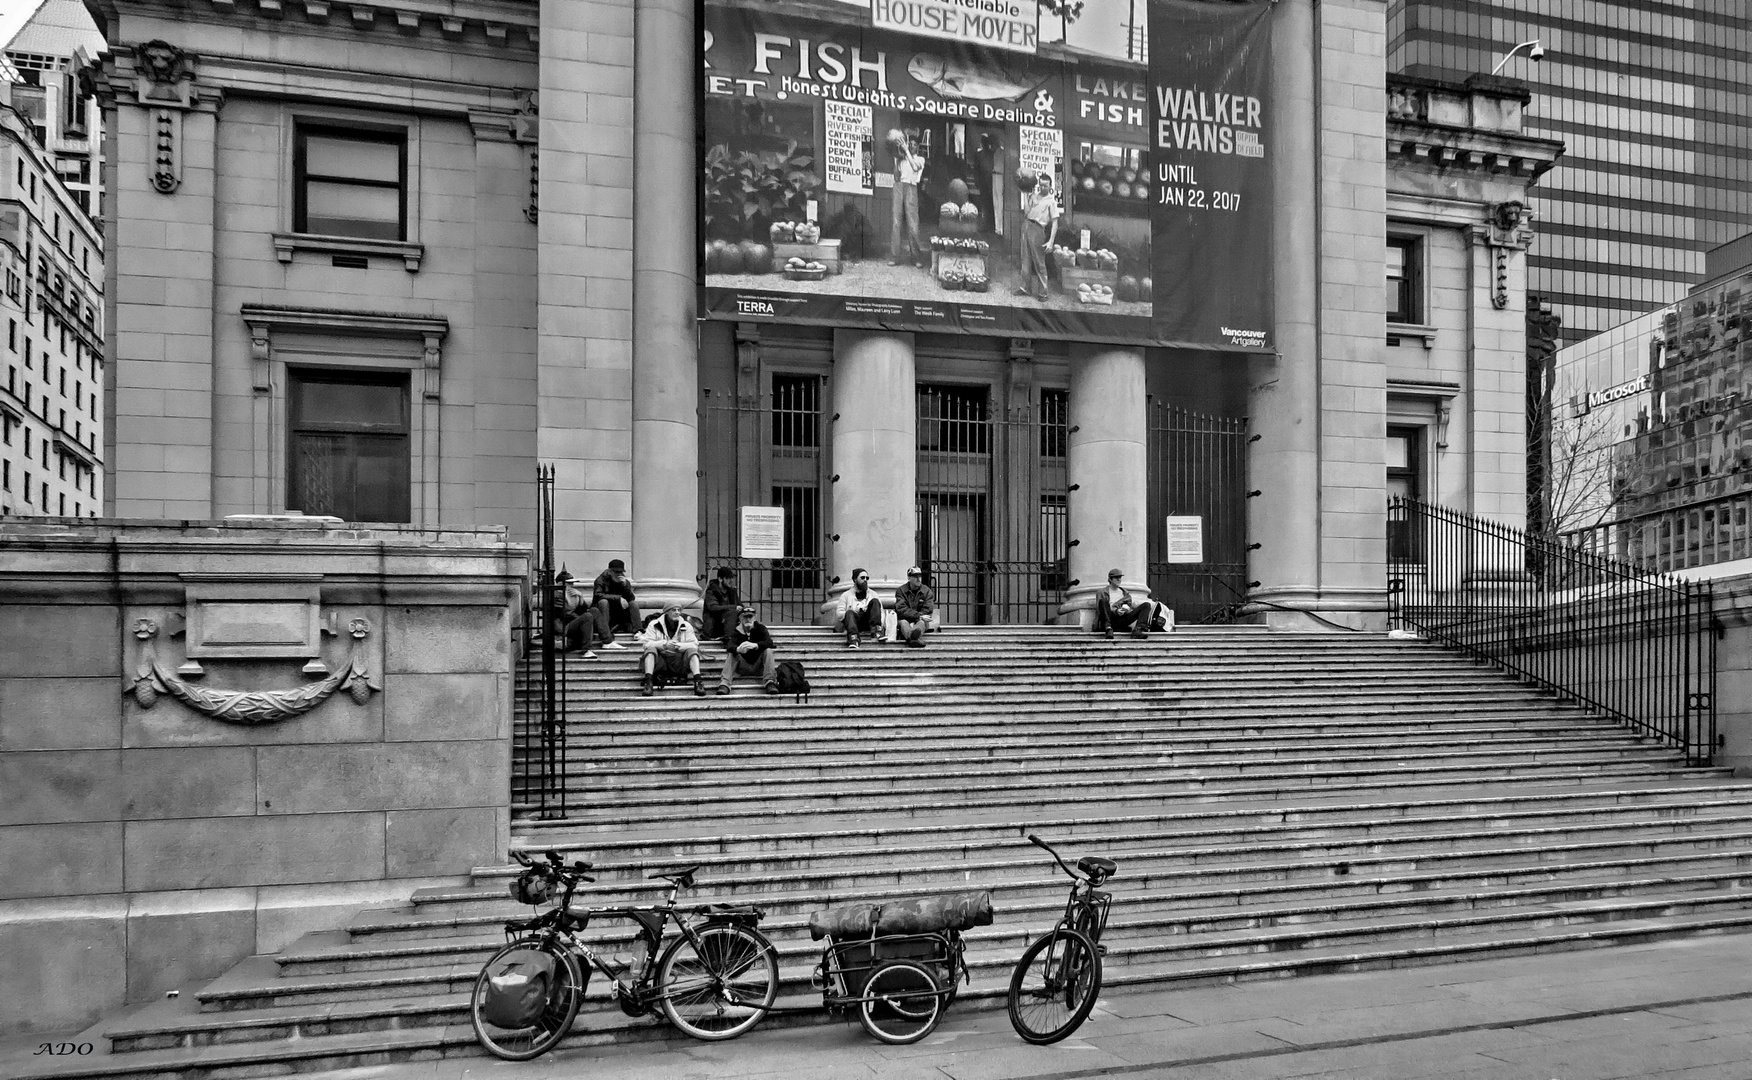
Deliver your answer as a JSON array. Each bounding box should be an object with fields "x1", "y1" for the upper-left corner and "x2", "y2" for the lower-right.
[{"x1": 183, "y1": 578, "x2": 323, "y2": 658}]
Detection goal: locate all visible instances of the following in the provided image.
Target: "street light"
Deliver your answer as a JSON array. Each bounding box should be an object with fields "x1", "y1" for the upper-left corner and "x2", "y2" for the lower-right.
[{"x1": 1491, "y1": 39, "x2": 1546, "y2": 76}]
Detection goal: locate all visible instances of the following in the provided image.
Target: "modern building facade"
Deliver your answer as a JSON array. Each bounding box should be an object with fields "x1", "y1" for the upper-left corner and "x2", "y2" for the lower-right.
[
  {"x1": 1390, "y1": 0, "x2": 1752, "y2": 346},
  {"x1": 1548, "y1": 236, "x2": 1752, "y2": 571},
  {"x1": 86, "y1": 0, "x2": 1555, "y2": 631},
  {"x1": 0, "y1": 76, "x2": 105, "y2": 518}
]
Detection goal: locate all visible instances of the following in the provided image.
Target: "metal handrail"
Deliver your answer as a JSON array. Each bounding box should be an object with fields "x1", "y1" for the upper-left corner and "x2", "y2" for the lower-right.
[{"x1": 1387, "y1": 496, "x2": 1718, "y2": 765}]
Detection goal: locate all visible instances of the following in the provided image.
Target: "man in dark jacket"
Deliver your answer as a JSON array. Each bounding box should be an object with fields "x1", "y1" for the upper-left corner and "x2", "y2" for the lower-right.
[
  {"x1": 894, "y1": 566, "x2": 935, "y2": 648},
  {"x1": 590, "y1": 559, "x2": 639, "y2": 648},
  {"x1": 701, "y1": 567, "x2": 741, "y2": 644},
  {"x1": 1092, "y1": 568, "x2": 1165, "y2": 639},
  {"x1": 717, "y1": 605, "x2": 778, "y2": 695}
]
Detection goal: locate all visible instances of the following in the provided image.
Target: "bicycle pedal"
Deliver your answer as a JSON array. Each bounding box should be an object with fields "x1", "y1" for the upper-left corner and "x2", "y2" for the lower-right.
[{"x1": 1096, "y1": 944, "x2": 1108, "y2": 957}]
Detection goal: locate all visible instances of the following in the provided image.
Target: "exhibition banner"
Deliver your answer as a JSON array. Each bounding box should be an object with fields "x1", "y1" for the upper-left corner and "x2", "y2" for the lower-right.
[{"x1": 699, "y1": 0, "x2": 1274, "y2": 350}]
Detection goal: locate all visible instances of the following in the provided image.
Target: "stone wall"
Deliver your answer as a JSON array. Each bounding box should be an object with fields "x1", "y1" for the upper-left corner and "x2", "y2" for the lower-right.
[{"x1": 0, "y1": 518, "x2": 524, "y2": 1034}]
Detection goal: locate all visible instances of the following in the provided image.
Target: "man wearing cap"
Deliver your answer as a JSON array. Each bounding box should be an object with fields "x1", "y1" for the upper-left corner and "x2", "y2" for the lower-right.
[
  {"x1": 1093, "y1": 568, "x2": 1164, "y2": 640},
  {"x1": 893, "y1": 566, "x2": 936, "y2": 648},
  {"x1": 552, "y1": 569, "x2": 600, "y2": 659},
  {"x1": 835, "y1": 567, "x2": 884, "y2": 648},
  {"x1": 700, "y1": 566, "x2": 742, "y2": 645},
  {"x1": 590, "y1": 559, "x2": 639, "y2": 649},
  {"x1": 718, "y1": 605, "x2": 778, "y2": 695},
  {"x1": 639, "y1": 602, "x2": 704, "y2": 696}
]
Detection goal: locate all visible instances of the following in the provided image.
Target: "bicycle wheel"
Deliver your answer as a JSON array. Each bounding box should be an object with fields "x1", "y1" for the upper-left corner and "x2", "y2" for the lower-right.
[
  {"x1": 1007, "y1": 928, "x2": 1101, "y2": 1045},
  {"x1": 859, "y1": 960, "x2": 943, "y2": 1044},
  {"x1": 657, "y1": 924, "x2": 778, "y2": 1040},
  {"x1": 470, "y1": 938, "x2": 586, "y2": 1061}
]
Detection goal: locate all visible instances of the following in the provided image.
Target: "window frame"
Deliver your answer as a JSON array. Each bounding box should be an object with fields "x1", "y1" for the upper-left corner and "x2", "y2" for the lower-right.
[
  {"x1": 286, "y1": 366, "x2": 413, "y2": 524},
  {"x1": 292, "y1": 123, "x2": 409, "y2": 242},
  {"x1": 1386, "y1": 234, "x2": 1424, "y2": 325}
]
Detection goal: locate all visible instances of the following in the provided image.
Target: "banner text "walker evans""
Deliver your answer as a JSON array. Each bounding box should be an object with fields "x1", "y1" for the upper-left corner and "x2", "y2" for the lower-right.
[{"x1": 870, "y1": 0, "x2": 1038, "y2": 54}]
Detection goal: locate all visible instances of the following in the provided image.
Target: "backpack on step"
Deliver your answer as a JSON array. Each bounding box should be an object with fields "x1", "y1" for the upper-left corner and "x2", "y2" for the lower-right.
[{"x1": 774, "y1": 659, "x2": 811, "y2": 701}]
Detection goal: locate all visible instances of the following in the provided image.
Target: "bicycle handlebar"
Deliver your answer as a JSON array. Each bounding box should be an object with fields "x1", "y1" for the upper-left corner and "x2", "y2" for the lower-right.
[
  {"x1": 1027, "y1": 833, "x2": 1085, "y2": 883},
  {"x1": 512, "y1": 848, "x2": 594, "y2": 881}
]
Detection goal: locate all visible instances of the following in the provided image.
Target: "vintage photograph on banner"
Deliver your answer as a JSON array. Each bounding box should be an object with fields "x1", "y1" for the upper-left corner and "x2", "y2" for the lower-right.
[{"x1": 699, "y1": 0, "x2": 1274, "y2": 350}]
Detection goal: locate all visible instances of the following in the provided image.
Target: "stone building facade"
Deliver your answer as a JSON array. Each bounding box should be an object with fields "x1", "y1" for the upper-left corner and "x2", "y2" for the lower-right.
[{"x1": 87, "y1": 0, "x2": 1558, "y2": 630}]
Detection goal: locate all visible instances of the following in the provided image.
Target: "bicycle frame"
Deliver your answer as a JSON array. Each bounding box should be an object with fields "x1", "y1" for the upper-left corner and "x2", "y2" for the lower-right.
[{"x1": 505, "y1": 857, "x2": 767, "y2": 1014}]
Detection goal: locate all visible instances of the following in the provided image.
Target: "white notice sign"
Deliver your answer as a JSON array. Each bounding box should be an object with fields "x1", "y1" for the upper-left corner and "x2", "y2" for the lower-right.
[
  {"x1": 1166, "y1": 516, "x2": 1204, "y2": 564},
  {"x1": 740, "y1": 506, "x2": 785, "y2": 560},
  {"x1": 1018, "y1": 125, "x2": 1061, "y2": 200},
  {"x1": 824, "y1": 101, "x2": 873, "y2": 195}
]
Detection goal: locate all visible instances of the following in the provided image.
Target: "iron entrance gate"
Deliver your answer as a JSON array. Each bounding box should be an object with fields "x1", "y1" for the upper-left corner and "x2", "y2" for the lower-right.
[
  {"x1": 699, "y1": 375, "x2": 829, "y2": 625},
  {"x1": 915, "y1": 384, "x2": 1068, "y2": 625},
  {"x1": 1146, "y1": 403, "x2": 1251, "y2": 622}
]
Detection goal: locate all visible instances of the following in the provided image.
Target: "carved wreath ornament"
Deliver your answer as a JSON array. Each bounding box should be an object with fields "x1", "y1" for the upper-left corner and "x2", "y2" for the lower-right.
[{"x1": 128, "y1": 617, "x2": 379, "y2": 724}]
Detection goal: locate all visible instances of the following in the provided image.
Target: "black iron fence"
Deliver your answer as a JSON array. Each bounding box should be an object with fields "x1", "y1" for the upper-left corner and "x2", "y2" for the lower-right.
[
  {"x1": 699, "y1": 379, "x2": 830, "y2": 625},
  {"x1": 512, "y1": 464, "x2": 571, "y2": 818},
  {"x1": 1146, "y1": 404, "x2": 1251, "y2": 623},
  {"x1": 914, "y1": 384, "x2": 1068, "y2": 625},
  {"x1": 1388, "y1": 496, "x2": 1718, "y2": 765},
  {"x1": 1562, "y1": 491, "x2": 1752, "y2": 576}
]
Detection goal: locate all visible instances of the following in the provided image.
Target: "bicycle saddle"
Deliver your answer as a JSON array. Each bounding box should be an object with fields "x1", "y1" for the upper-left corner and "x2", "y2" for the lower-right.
[
  {"x1": 649, "y1": 866, "x2": 700, "y2": 888},
  {"x1": 1078, "y1": 856, "x2": 1117, "y2": 882}
]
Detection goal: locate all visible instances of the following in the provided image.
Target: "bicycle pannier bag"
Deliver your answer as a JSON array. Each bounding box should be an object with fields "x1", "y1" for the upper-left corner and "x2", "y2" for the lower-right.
[
  {"x1": 481, "y1": 948, "x2": 558, "y2": 1028},
  {"x1": 775, "y1": 660, "x2": 811, "y2": 699}
]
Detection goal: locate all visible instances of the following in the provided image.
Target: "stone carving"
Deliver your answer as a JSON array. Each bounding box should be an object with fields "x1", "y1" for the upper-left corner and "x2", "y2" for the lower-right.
[
  {"x1": 128, "y1": 617, "x2": 378, "y2": 723},
  {"x1": 152, "y1": 110, "x2": 179, "y2": 194},
  {"x1": 1387, "y1": 85, "x2": 1423, "y2": 121},
  {"x1": 137, "y1": 41, "x2": 193, "y2": 91}
]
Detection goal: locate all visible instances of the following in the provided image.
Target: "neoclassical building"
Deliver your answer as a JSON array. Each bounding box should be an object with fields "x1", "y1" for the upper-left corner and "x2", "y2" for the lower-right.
[{"x1": 87, "y1": 0, "x2": 1559, "y2": 630}]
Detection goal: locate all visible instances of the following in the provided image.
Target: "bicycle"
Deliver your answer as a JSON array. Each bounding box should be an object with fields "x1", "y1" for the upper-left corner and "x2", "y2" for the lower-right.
[
  {"x1": 470, "y1": 850, "x2": 779, "y2": 1060},
  {"x1": 1007, "y1": 834, "x2": 1116, "y2": 1044}
]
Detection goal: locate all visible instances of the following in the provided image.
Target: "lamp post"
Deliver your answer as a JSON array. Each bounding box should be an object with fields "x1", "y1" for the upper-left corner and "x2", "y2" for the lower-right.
[{"x1": 1491, "y1": 39, "x2": 1546, "y2": 76}]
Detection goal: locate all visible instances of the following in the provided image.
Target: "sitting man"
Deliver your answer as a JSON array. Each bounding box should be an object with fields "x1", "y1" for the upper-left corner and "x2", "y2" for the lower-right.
[
  {"x1": 552, "y1": 570, "x2": 600, "y2": 659},
  {"x1": 717, "y1": 604, "x2": 778, "y2": 695},
  {"x1": 894, "y1": 566, "x2": 936, "y2": 648},
  {"x1": 700, "y1": 567, "x2": 741, "y2": 645},
  {"x1": 639, "y1": 603, "x2": 703, "y2": 696},
  {"x1": 591, "y1": 559, "x2": 639, "y2": 649},
  {"x1": 836, "y1": 567, "x2": 884, "y2": 648},
  {"x1": 1093, "y1": 568, "x2": 1163, "y2": 640}
]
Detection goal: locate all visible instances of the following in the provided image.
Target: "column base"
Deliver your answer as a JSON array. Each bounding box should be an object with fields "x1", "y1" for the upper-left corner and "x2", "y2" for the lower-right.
[
  {"x1": 634, "y1": 578, "x2": 704, "y2": 616},
  {"x1": 1242, "y1": 586, "x2": 1390, "y2": 632}
]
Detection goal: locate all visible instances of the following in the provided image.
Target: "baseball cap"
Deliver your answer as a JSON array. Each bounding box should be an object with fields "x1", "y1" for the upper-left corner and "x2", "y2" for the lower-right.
[
  {"x1": 1108, "y1": 568, "x2": 1124, "y2": 579},
  {"x1": 906, "y1": 566, "x2": 923, "y2": 577},
  {"x1": 737, "y1": 604, "x2": 757, "y2": 616},
  {"x1": 608, "y1": 559, "x2": 626, "y2": 571}
]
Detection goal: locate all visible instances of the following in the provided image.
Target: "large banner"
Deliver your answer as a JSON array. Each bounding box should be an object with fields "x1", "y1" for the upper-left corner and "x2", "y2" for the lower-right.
[{"x1": 699, "y1": 0, "x2": 1273, "y2": 350}]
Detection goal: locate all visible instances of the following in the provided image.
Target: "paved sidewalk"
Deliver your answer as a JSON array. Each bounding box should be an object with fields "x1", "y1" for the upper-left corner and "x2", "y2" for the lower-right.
[{"x1": 283, "y1": 934, "x2": 1752, "y2": 1080}]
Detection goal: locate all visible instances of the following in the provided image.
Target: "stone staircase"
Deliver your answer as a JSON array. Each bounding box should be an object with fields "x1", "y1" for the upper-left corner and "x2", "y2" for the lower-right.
[{"x1": 18, "y1": 625, "x2": 1752, "y2": 1079}]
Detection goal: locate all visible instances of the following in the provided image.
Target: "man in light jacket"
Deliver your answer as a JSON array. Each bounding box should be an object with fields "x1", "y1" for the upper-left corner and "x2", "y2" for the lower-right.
[
  {"x1": 894, "y1": 566, "x2": 936, "y2": 648},
  {"x1": 836, "y1": 567, "x2": 884, "y2": 649},
  {"x1": 639, "y1": 603, "x2": 703, "y2": 696}
]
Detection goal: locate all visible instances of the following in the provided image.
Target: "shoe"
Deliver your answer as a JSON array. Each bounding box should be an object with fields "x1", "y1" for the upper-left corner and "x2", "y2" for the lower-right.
[
  {"x1": 693, "y1": 676, "x2": 706, "y2": 697},
  {"x1": 1103, "y1": 627, "x2": 1114, "y2": 640},
  {"x1": 851, "y1": 634, "x2": 861, "y2": 649},
  {"x1": 716, "y1": 685, "x2": 731, "y2": 696},
  {"x1": 582, "y1": 650, "x2": 597, "y2": 660},
  {"x1": 909, "y1": 627, "x2": 922, "y2": 644},
  {"x1": 605, "y1": 641, "x2": 628, "y2": 650},
  {"x1": 907, "y1": 637, "x2": 925, "y2": 648},
  {"x1": 1131, "y1": 628, "x2": 1148, "y2": 639},
  {"x1": 764, "y1": 682, "x2": 779, "y2": 695},
  {"x1": 641, "y1": 675, "x2": 654, "y2": 696}
]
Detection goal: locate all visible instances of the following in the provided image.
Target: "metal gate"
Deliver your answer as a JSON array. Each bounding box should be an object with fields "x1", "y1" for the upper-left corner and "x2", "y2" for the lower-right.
[
  {"x1": 1146, "y1": 403, "x2": 1251, "y2": 622},
  {"x1": 513, "y1": 464, "x2": 570, "y2": 818},
  {"x1": 915, "y1": 384, "x2": 1068, "y2": 624},
  {"x1": 699, "y1": 376, "x2": 829, "y2": 624}
]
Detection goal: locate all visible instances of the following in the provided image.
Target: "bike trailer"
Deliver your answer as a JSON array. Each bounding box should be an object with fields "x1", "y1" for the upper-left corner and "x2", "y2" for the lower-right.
[{"x1": 480, "y1": 948, "x2": 558, "y2": 1028}]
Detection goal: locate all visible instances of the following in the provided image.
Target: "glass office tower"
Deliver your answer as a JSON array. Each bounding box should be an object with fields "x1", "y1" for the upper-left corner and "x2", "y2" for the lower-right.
[{"x1": 1389, "y1": 1, "x2": 1752, "y2": 345}]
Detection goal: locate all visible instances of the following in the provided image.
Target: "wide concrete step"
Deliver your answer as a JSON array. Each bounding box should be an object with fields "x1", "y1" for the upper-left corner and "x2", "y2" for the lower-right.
[
  {"x1": 514, "y1": 759, "x2": 1718, "y2": 820},
  {"x1": 527, "y1": 738, "x2": 1664, "y2": 790}
]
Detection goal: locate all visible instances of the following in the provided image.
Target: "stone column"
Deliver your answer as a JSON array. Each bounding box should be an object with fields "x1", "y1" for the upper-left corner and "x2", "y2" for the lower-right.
[
  {"x1": 1059, "y1": 344, "x2": 1149, "y2": 627},
  {"x1": 1246, "y1": 0, "x2": 1323, "y2": 628},
  {"x1": 822, "y1": 329, "x2": 915, "y2": 620},
  {"x1": 628, "y1": 0, "x2": 701, "y2": 612}
]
